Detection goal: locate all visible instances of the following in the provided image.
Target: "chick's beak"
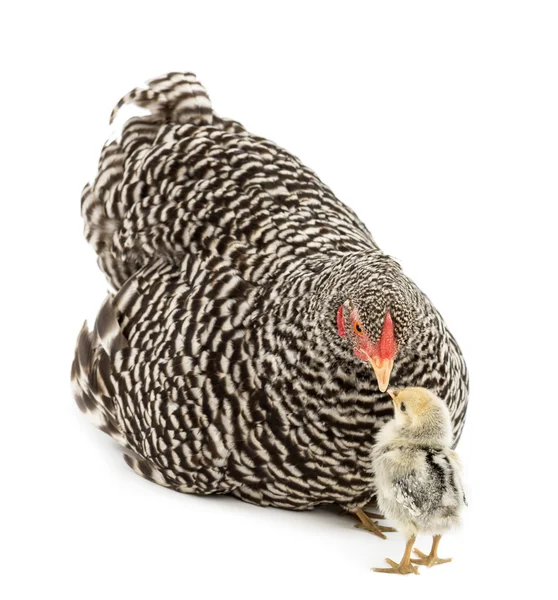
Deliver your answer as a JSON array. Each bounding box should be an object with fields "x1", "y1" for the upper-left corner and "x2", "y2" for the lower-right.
[
  {"x1": 387, "y1": 388, "x2": 399, "y2": 400},
  {"x1": 369, "y1": 356, "x2": 394, "y2": 393}
]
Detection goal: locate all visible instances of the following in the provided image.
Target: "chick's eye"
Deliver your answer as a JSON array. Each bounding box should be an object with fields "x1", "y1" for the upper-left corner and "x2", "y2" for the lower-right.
[
  {"x1": 400, "y1": 402, "x2": 406, "y2": 413},
  {"x1": 354, "y1": 322, "x2": 363, "y2": 335}
]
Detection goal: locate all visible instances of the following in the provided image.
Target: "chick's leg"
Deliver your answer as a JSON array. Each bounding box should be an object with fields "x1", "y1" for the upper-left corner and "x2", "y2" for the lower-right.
[
  {"x1": 412, "y1": 535, "x2": 452, "y2": 567},
  {"x1": 353, "y1": 507, "x2": 396, "y2": 539},
  {"x1": 372, "y1": 536, "x2": 419, "y2": 575}
]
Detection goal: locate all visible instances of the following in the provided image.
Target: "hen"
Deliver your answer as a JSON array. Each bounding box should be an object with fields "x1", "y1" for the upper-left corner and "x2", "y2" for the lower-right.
[{"x1": 72, "y1": 72, "x2": 468, "y2": 523}]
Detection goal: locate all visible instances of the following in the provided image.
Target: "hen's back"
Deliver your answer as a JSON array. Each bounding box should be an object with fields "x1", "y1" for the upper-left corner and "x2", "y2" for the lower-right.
[{"x1": 81, "y1": 72, "x2": 376, "y2": 289}]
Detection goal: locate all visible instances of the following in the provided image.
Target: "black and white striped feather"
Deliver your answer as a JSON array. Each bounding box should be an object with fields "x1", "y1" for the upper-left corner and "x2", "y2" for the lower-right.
[{"x1": 73, "y1": 73, "x2": 468, "y2": 512}]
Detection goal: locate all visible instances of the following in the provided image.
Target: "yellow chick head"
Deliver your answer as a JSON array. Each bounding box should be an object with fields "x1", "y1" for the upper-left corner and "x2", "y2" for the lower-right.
[{"x1": 387, "y1": 387, "x2": 452, "y2": 443}]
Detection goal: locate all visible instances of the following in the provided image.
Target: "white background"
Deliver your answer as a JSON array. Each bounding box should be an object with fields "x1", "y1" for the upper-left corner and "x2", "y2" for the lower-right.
[{"x1": 2, "y1": 1, "x2": 557, "y2": 598}]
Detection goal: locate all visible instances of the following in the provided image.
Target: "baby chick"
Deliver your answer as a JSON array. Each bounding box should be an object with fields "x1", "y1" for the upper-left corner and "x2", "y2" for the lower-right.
[{"x1": 372, "y1": 387, "x2": 466, "y2": 575}]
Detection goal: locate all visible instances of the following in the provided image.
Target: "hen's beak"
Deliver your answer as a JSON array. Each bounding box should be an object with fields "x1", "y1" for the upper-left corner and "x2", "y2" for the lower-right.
[{"x1": 369, "y1": 357, "x2": 394, "y2": 393}]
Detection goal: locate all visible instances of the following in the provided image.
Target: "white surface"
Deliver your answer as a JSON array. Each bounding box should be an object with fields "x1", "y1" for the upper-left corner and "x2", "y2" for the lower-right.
[{"x1": 2, "y1": 2, "x2": 557, "y2": 598}]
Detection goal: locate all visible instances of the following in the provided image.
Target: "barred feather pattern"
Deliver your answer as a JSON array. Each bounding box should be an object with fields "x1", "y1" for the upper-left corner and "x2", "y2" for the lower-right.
[{"x1": 73, "y1": 73, "x2": 469, "y2": 511}]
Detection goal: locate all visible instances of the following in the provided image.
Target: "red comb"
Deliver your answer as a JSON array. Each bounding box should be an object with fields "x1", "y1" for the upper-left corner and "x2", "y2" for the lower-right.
[{"x1": 378, "y1": 312, "x2": 396, "y2": 359}]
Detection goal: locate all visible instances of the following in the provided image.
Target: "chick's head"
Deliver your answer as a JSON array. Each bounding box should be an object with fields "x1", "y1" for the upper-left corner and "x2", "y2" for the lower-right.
[{"x1": 387, "y1": 387, "x2": 452, "y2": 444}]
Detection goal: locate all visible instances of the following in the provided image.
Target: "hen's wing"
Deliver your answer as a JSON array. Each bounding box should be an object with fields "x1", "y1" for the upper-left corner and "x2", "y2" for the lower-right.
[{"x1": 72, "y1": 253, "x2": 262, "y2": 495}]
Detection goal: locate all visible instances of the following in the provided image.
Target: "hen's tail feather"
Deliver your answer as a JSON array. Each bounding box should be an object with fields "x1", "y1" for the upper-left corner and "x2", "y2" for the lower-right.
[
  {"x1": 109, "y1": 72, "x2": 214, "y2": 126},
  {"x1": 83, "y1": 72, "x2": 220, "y2": 289}
]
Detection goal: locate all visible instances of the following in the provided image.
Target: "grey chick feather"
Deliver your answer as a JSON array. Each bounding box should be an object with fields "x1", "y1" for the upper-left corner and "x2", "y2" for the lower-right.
[{"x1": 372, "y1": 387, "x2": 466, "y2": 574}]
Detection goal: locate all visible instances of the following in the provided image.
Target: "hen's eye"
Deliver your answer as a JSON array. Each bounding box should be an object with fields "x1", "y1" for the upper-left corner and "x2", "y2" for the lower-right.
[
  {"x1": 400, "y1": 402, "x2": 406, "y2": 413},
  {"x1": 354, "y1": 322, "x2": 363, "y2": 335}
]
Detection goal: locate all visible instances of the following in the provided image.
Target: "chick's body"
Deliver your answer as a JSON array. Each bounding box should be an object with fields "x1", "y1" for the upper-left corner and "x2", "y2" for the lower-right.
[{"x1": 372, "y1": 387, "x2": 466, "y2": 573}]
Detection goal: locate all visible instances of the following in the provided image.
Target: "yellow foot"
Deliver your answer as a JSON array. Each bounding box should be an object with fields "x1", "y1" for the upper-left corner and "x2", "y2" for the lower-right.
[
  {"x1": 373, "y1": 558, "x2": 419, "y2": 575},
  {"x1": 361, "y1": 511, "x2": 385, "y2": 520},
  {"x1": 354, "y1": 521, "x2": 397, "y2": 536},
  {"x1": 411, "y1": 548, "x2": 452, "y2": 567},
  {"x1": 363, "y1": 502, "x2": 386, "y2": 520},
  {"x1": 353, "y1": 508, "x2": 396, "y2": 540}
]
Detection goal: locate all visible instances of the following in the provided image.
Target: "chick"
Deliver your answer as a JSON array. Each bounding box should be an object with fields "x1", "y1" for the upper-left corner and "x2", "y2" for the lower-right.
[{"x1": 371, "y1": 387, "x2": 466, "y2": 575}]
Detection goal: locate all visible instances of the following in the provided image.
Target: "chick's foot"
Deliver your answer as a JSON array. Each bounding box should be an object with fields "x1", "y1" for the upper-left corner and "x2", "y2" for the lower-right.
[
  {"x1": 373, "y1": 558, "x2": 420, "y2": 575},
  {"x1": 353, "y1": 507, "x2": 396, "y2": 539},
  {"x1": 373, "y1": 537, "x2": 419, "y2": 575},
  {"x1": 411, "y1": 535, "x2": 452, "y2": 567}
]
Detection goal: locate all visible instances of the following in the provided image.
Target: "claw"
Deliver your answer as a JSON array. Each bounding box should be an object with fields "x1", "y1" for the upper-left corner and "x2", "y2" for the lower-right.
[
  {"x1": 372, "y1": 559, "x2": 419, "y2": 575},
  {"x1": 355, "y1": 522, "x2": 397, "y2": 534},
  {"x1": 411, "y1": 535, "x2": 452, "y2": 568},
  {"x1": 353, "y1": 507, "x2": 393, "y2": 539},
  {"x1": 363, "y1": 512, "x2": 386, "y2": 520},
  {"x1": 372, "y1": 537, "x2": 419, "y2": 575},
  {"x1": 411, "y1": 554, "x2": 452, "y2": 567}
]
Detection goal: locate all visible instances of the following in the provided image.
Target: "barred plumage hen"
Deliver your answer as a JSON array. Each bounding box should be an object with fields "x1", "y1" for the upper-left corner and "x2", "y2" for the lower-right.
[{"x1": 72, "y1": 72, "x2": 468, "y2": 523}]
